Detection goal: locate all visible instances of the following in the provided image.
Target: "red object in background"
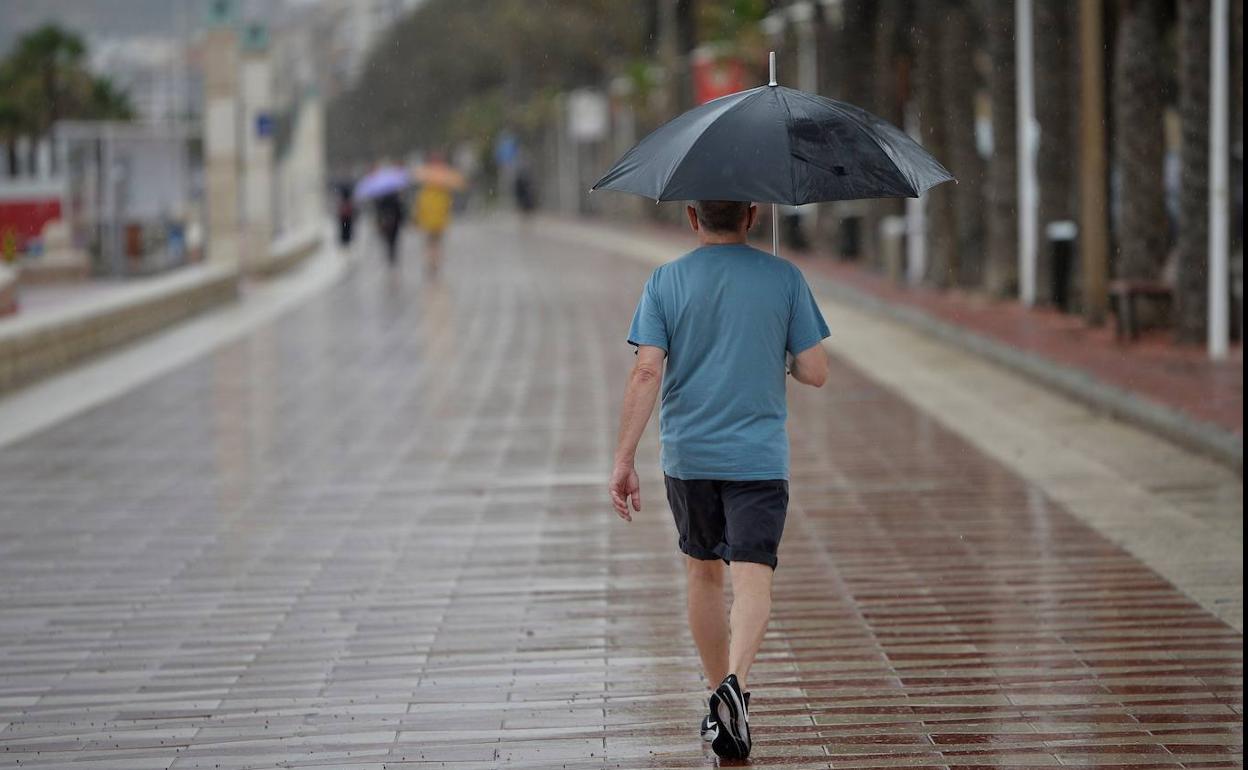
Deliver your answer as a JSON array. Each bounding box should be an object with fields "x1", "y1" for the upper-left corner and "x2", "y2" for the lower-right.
[
  {"x1": 0, "y1": 198, "x2": 62, "y2": 249},
  {"x1": 692, "y1": 52, "x2": 747, "y2": 105}
]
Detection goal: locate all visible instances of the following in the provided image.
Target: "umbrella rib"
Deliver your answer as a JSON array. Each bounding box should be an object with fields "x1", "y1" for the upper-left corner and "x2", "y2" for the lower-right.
[
  {"x1": 775, "y1": 88, "x2": 799, "y2": 204},
  {"x1": 655, "y1": 88, "x2": 768, "y2": 202}
]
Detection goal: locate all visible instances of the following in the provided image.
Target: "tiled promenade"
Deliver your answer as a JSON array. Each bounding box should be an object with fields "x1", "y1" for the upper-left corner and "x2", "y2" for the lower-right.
[{"x1": 0, "y1": 220, "x2": 1241, "y2": 769}]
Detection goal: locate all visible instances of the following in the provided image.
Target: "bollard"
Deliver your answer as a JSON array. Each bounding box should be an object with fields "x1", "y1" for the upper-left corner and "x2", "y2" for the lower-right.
[
  {"x1": 880, "y1": 215, "x2": 907, "y2": 283},
  {"x1": 1046, "y1": 220, "x2": 1078, "y2": 312},
  {"x1": 839, "y1": 214, "x2": 861, "y2": 259}
]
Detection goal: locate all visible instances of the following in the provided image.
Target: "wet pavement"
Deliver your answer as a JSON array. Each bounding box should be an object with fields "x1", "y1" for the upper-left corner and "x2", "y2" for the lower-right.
[{"x1": 0, "y1": 219, "x2": 1241, "y2": 769}]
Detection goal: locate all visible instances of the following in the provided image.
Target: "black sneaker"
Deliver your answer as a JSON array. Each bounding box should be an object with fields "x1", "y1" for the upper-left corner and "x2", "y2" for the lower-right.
[
  {"x1": 710, "y1": 674, "x2": 751, "y2": 759},
  {"x1": 700, "y1": 712, "x2": 717, "y2": 742}
]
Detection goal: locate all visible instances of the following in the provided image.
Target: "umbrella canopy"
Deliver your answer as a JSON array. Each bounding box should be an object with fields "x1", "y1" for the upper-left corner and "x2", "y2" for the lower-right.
[
  {"x1": 592, "y1": 85, "x2": 953, "y2": 205},
  {"x1": 353, "y1": 166, "x2": 411, "y2": 201}
]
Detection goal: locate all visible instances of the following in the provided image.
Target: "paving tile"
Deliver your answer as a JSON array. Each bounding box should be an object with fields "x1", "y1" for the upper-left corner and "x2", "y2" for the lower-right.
[{"x1": 0, "y1": 222, "x2": 1241, "y2": 769}]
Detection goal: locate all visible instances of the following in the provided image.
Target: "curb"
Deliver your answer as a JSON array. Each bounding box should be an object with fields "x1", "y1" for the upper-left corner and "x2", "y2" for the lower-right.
[{"x1": 812, "y1": 276, "x2": 1243, "y2": 473}]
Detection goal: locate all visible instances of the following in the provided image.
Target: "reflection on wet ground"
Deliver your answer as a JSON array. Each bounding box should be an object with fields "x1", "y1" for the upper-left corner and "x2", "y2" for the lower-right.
[{"x1": 0, "y1": 221, "x2": 1241, "y2": 769}]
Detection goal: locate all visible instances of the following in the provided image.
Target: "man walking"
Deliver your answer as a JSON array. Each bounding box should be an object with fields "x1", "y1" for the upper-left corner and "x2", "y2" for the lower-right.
[{"x1": 608, "y1": 200, "x2": 829, "y2": 760}]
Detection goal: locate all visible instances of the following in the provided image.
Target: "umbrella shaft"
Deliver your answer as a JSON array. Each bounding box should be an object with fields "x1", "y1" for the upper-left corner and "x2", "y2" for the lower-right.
[{"x1": 772, "y1": 203, "x2": 779, "y2": 256}]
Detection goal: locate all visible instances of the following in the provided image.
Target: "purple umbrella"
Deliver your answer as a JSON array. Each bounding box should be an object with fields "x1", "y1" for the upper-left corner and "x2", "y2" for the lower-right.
[{"x1": 353, "y1": 166, "x2": 411, "y2": 200}]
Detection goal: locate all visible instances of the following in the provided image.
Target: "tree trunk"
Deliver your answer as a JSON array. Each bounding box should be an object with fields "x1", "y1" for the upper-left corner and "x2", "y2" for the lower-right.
[
  {"x1": 841, "y1": 0, "x2": 877, "y2": 109},
  {"x1": 940, "y1": 0, "x2": 986, "y2": 287},
  {"x1": 1174, "y1": 0, "x2": 1210, "y2": 342},
  {"x1": 914, "y1": 2, "x2": 958, "y2": 287},
  {"x1": 814, "y1": 6, "x2": 847, "y2": 257},
  {"x1": 841, "y1": 0, "x2": 878, "y2": 266},
  {"x1": 1112, "y1": 0, "x2": 1168, "y2": 282},
  {"x1": 1035, "y1": 0, "x2": 1079, "y2": 305},
  {"x1": 983, "y1": 0, "x2": 1018, "y2": 296},
  {"x1": 871, "y1": 0, "x2": 911, "y2": 279}
]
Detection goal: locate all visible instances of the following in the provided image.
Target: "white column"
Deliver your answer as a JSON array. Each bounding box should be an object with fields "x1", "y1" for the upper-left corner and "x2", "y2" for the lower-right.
[
  {"x1": 905, "y1": 104, "x2": 926, "y2": 286},
  {"x1": 1208, "y1": 0, "x2": 1230, "y2": 359},
  {"x1": 302, "y1": 93, "x2": 326, "y2": 231},
  {"x1": 790, "y1": 2, "x2": 817, "y2": 93},
  {"x1": 35, "y1": 139, "x2": 52, "y2": 180},
  {"x1": 203, "y1": 23, "x2": 240, "y2": 267},
  {"x1": 240, "y1": 46, "x2": 274, "y2": 271},
  {"x1": 1016, "y1": 0, "x2": 1038, "y2": 306}
]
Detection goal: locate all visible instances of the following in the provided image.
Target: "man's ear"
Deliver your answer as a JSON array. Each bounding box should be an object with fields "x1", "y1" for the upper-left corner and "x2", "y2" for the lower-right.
[
  {"x1": 746, "y1": 204, "x2": 759, "y2": 231},
  {"x1": 686, "y1": 205, "x2": 700, "y2": 232}
]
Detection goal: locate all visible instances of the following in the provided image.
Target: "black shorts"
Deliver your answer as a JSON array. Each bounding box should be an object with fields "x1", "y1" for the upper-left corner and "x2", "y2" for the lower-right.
[{"x1": 664, "y1": 476, "x2": 789, "y2": 569}]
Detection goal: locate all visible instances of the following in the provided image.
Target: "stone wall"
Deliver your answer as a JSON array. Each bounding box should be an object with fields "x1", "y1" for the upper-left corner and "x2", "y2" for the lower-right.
[{"x1": 0, "y1": 264, "x2": 238, "y2": 394}]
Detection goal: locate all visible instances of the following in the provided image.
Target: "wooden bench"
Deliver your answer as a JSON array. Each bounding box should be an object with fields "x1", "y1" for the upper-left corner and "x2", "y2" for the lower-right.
[{"x1": 1108, "y1": 279, "x2": 1173, "y2": 341}]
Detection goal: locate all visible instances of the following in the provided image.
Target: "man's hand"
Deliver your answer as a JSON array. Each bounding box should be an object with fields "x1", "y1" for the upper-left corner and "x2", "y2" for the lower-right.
[
  {"x1": 609, "y1": 345, "x2": 664, "y2": 523},
  {"x1": 608, "y1": 463, "x2": 641, "y2": 522}
]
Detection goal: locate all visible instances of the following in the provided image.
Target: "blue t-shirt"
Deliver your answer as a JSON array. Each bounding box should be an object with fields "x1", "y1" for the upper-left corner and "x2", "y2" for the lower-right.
[{"x1": 628, "y1": 244, "x2": 830, "y2": 481}]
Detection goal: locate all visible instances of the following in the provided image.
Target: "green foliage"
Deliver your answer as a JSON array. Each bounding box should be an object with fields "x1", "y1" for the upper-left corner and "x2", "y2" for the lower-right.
[
  {"x1": 699, "y1": 0, "x2": 771, "y2": 43},
  {"x1": 327, "y1": 0, "x2": 647, "y2": 164},
  {"x1": 0, "y1": 23, "x2": 133, "y2": 141}
]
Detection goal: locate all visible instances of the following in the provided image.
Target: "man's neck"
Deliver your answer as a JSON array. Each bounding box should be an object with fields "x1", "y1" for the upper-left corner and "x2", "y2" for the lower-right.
[{"x1": 698, "y1": 231, "x2": 749, "y2": 246}]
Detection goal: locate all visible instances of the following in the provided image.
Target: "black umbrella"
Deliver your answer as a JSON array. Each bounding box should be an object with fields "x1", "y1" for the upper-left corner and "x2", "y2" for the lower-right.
[{"x1": 592, "y1": 53, "x2": 954, "y2": 254}]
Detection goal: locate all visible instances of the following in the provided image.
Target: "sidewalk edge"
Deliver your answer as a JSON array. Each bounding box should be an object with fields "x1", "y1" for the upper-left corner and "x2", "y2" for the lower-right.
[
  {"x1": 814, "y1": 278, "x2": 1242, "y2": 473},
  {"x1": 0, "y1": 221, "x2": 347, "y2": 450}
]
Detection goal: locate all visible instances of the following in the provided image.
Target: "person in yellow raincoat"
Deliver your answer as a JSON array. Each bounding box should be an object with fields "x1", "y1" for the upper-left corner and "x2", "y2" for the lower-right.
[{"x1": 412, "y1": 152, "x2": 465, "y2": 276}]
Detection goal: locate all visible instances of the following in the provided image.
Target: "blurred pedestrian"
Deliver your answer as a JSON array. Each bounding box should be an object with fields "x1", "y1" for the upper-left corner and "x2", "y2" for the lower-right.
[
  {"x1": 608, "y1": 200, "x2": 829, "y2": 760},
  {"x1": 353, "y1": 162, "x2": 412, "y2": 266},
  {"x1": 413, "y1": 151, "x2": 465, "y2": 277},
  {"x1": 514, "y1": 157, "x2": 537, "y2": 218},
  {"x1": 374, "y1": 192, "x2": 403, "y2": 266},
  {"x1": 336, "y1": 182, "x2": 355, "y2": 246}
]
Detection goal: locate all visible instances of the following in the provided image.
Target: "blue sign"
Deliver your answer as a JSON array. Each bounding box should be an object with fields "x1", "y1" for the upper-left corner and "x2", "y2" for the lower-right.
[
  {"x1": 494, "y1": 133, "x2": 519, "y2": 168},
  {"x1": 256, "y1": 113, "x2": 274, "y2": 138}
]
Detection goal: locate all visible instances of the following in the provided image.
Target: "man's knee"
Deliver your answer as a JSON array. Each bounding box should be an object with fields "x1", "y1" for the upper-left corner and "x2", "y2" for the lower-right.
[
  {"x1": 685, "y1": 556, "x2": 724, "y2": 584},
  {"x1": 730, "y1": 561, "x2": 774, "y2": 591}
]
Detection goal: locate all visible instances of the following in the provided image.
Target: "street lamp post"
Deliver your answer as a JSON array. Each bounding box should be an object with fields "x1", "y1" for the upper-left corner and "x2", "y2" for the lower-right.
[
  {"x1": 1017, "y1": 0, "x2": 1038, "y2": 307},
  {"x1": 1208, "y1": 0, "x2": 1230, "y2": 360}
]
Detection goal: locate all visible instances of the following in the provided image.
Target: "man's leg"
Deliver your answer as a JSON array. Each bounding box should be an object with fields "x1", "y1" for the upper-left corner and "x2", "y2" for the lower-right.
[
  {"x1": 727, "y1": 561, "x2": 774, "y2": 691},
  {"x1": 684, "y1": 556, "x2": 728, "y2": 687}
]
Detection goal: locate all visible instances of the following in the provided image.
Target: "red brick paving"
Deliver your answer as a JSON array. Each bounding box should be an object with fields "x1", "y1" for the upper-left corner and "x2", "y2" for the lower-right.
[
  {"x1": 791, "y1": 255, "x2": 1243, "y2": 437},
  {"x1": 0, "y1": 220, "x2": 1240, "y2": 769}
]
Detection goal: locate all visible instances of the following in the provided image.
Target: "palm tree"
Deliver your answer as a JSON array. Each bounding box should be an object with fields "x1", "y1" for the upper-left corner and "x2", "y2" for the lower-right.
[
  {"x1": 913, "y1": 2, "x2": 958, "y2": 287},
  {"x1": 939, "y1": 0, "x2": 986, "y2": 287},
  {"x1": 1174, "y1": 0, "x2": 1209, "y2": 342},
  {"x1": 1112, "y1": 0, "x2": 1168, "y2": 283},
  {"x1": 1034, "y1": 0, "x2": 1079, "y2": 305},
  {"x1": 982, "y1": 0, "x2": 1018, "y2": 296},
  {"x1": 0, "y1": 24, "x2": 132, "y2": 172}
]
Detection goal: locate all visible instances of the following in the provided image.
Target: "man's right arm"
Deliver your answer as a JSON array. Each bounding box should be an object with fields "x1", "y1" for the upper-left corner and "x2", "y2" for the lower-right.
[
  {"x1": 609, "y1": 345, "x2": 666, "y2": 520},
  {"x1": 789, "y1": 343, "x2": 828, "y2": 388}
]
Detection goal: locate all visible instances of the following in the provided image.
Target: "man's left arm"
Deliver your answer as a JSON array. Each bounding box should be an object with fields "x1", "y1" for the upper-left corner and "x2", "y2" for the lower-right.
[{"x1": 608, "y1": 345, "x2": 665, "y2": 521}]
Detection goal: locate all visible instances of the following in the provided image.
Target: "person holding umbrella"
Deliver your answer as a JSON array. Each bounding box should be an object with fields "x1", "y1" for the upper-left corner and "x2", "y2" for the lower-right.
[
  {"x1": 601, "y1": 54, "x2": 952, "y2": 760},
  {"x1": 608, "y1": 199, "x2": 830, "y2": 760},
  {"x1": 354, "y1": 161, "x2": 412, "y2": 266}
]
